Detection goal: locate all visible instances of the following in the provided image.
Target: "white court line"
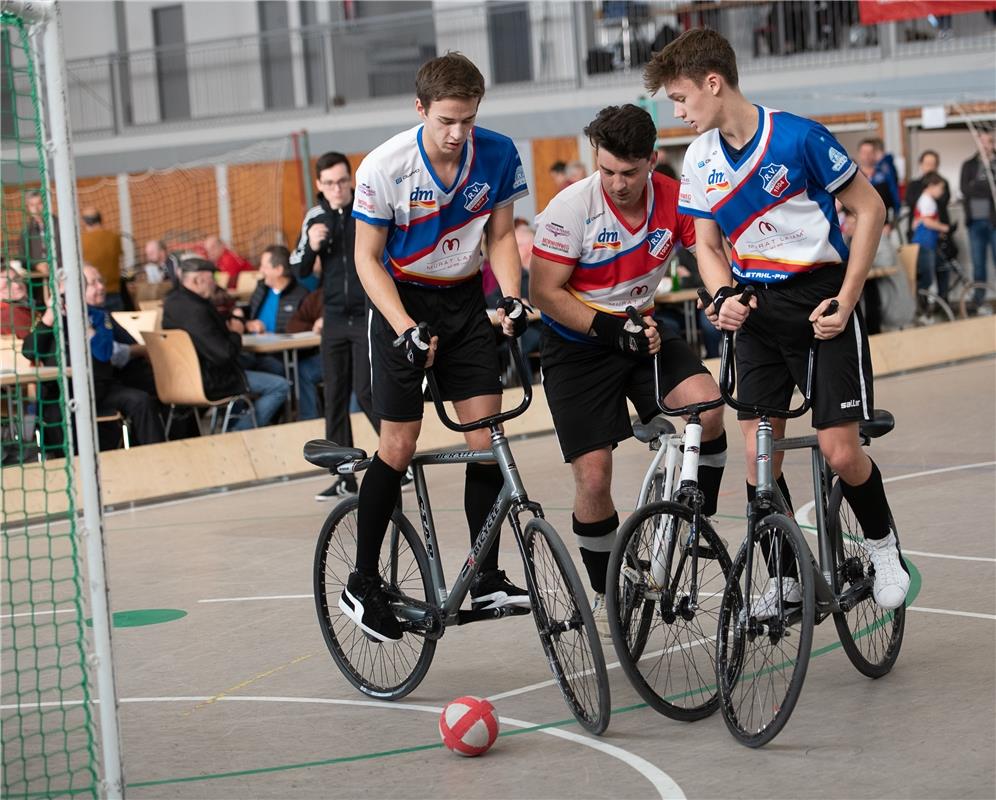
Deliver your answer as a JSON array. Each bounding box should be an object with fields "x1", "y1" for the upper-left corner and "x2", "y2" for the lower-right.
[
  {"x1": 0, "y1": 695, "x2": 684, "y2": 800},
  {"x1": 907, "y1": 606, "x2": 996, "y2": 621},
  {"x1": 796, "y1": 460, "x2": 996, "y2": 562},
  {"x1": 199, "y1": 594, "x2": 310, "y2": 604},
  {"x1": 0, "y1": 608, "x2": 75, "y2": 620}
]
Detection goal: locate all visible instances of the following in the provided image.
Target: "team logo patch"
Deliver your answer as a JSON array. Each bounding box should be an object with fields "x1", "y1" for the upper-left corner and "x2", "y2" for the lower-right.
[
  {"x1": 828, "y1": 147, "x2": 849, "y2": 173},
  {"x1": 759, "y1": 163, "x2": 791, "y2": 198},
  {"x1": 409, "y1": 187, "x2": 437, "y2": 210},
  {"x1": 593, "y1": 228, "x2": 621, "y2": 250},
  {"x1": 647, "y1": 228, "x2": 674, "y2": 259},
  {"x1": 463, "y1": 182, "x2": 491, "y2": 212},
  {"x1": 513, "y1": 165, "x2": 526, "y2": 189},
  {"x1": 545, "y1": 222, "x2": 569, "y2": 237},
  {"x1": 705, "y1": 168, "x2": 730, "y2": 195}
]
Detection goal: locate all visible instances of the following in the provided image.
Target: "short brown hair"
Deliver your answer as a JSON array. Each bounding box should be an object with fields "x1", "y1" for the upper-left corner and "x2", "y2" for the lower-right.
[
  {"x1": 584, "y1": 105, "x2": 657, "y2": 161},
  {"x1": 643, "y1": 28, "x2": 738, "y2": 94},
  {"x1": 415, "y1": 52, "x2": 485, "y2": 108}
]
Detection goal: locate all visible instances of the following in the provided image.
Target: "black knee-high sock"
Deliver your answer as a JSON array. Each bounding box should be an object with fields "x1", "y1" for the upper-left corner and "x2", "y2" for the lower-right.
[
  {"x1": 747, "y1": 477, "x2": 799, "y2": 580},
  {"x1": 573, "y1": 513, "x2": 618, "y2": 594},
  {"x1": 698, "y1": 431, "x2": 727, "y2": 517},
  {"x1": 840, "y1": 460, "x2": 892, "y2": 540},
  {"x1": 355, "y1": 453, "x2": 405, "y2": 576},
  {"x1": 465, "y1": 462, "x2": 505, "y2": 572}
]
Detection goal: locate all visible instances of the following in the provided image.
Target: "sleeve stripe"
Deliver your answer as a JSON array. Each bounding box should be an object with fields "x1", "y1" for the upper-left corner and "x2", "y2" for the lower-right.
[
  {"x1": 827, "y1": 162, "x2": 858, "y2": 194},
  {"x1": 494, "y1": 188, "x2": 529, "y2": 209},
  {"x1": 352, "y1": 210, "x2": 391, "y2": 227},
  {"x1": 531, "y1": 247, "x2": 577, "y2": 266},
  {"x1": 678, "y1": 205, "x2": 714, "y2": 219}
]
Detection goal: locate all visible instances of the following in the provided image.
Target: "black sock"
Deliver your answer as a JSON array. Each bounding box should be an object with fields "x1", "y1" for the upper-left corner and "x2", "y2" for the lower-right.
[
  {"x1": 465, "y1": 462, "x2": 505, "y2": 572},
  {"x1": 355, "y1": 453, "x2": 405, "y2": 576},
  {"x1": 698, "y1": 431, "x2": 727, "y2": 517},
  {"x1": 747, "y1": 479, "x2": 799, "y2": 580},
  {"x1": 840, "y1": 460, "x2": 892, "y2": 540},
  {"x1": 573, "y1": 513, "x2": 618, "y2": 594},
  {"x1": 776, "y1": 473, "x2": 793, "y2": 512}
]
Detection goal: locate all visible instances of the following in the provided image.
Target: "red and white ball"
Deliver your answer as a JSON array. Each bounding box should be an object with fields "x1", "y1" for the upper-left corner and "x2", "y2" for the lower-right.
[{"x1": 438, "y1": 696, "x2": 499, "y2": 757}]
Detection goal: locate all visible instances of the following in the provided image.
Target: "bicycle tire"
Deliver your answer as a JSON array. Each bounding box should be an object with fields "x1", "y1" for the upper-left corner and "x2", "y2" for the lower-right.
[
  {"x1": 828, "y1": 481, "x2": 906, "y2": 678},
  {"x1": 523, "y1": 517, "x2": 611, "y2": 735},
  {"x1": 716, "y1": 514, "x2": 815, "y2": 747},
  {"x1": 957, "y1": 281, "x2": 995, "y2": 319},
  {"x1": 313, "y1": 496, "x2": 436, "y2": 701},
  {"x1": 606, "y1": 501, "x2": 733, "y2": 721}
]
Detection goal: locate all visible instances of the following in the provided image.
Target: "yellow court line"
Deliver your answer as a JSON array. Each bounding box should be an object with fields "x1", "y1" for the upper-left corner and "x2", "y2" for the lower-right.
[{"x1": 183, "y1": 651, "x2": 320, "y2": 717}]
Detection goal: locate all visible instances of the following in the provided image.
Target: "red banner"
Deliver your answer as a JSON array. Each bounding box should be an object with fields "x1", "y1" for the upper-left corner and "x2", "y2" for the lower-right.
[{"x1": 859, "y1": 0, "x2": 996, "y2": 24}]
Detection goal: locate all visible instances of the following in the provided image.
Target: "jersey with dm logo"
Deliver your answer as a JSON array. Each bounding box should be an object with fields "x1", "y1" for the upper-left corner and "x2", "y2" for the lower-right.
[
  {"x1": 678, "y1": 105, "x2": 857, "y2": 284},
  {"x1": 532, "y1": 171, "x2": 695, "y2": 343},
  {"x1": 352, "y1": 124, "x2": 528, "y2": 287}
]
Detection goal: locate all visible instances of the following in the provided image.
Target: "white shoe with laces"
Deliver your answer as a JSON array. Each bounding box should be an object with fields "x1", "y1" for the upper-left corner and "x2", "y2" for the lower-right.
[
  {"x1": 591, "y1": 593, "x2": 612, "y2": 640},
  {"x1": 864, "y1": 532, "x2": 910, "y2": 610},
  {"x1": 751, "y1": 577, "x2": 802, "y2": 620}
]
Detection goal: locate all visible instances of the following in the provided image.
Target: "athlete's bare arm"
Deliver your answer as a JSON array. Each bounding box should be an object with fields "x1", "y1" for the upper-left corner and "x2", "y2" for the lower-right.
[
  {"x1": 354, "y1": 219, "x2": 412, "y2": 335},
  {"x1": 811, "y1": 170, "x2": 885, "y2": 340},
  {"x1": 486, "y1": 203, "x2": 522, "y2": 301}
]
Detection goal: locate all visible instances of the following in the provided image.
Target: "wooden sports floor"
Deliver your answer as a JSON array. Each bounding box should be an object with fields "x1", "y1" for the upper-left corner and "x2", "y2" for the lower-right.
[{"x1": 54, "y1": 357, "x2": 996, "y2": 798}]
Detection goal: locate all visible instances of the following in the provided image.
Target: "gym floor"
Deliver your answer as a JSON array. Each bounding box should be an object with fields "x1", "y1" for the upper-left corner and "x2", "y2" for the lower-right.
[{"x1": 77, "y1": 358, "x2": 996, "y2": 798}]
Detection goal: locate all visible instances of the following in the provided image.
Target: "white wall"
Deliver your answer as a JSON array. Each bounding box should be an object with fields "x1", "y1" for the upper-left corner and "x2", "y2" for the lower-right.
[
  {"x1": 61, "y1": 1, "x2": 118, "y2": 60},
  {"x1": 433, "y1": 1, "x2": 492, "y2": 86}
]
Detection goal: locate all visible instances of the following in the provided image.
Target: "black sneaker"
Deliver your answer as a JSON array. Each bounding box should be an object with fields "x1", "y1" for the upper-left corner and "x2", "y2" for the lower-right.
[
  {"x1": 470, "y1": 569, "x2": 530, "y2": 610},
  {"x1": 338, "y1": 572, "x2": 403, "y2": 642},
  {"x1": 315, "y1": 475, "x2": 358, "y2": 501}
]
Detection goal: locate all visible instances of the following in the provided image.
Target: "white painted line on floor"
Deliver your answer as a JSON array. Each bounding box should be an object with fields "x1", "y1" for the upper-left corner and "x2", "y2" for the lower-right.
[
  {"x1": 0, "y1": 608, "x2": 75, "y2": 620},
  {"x1": 907, "y1": 606, "x2": 996, "y2": 621},
  {"x1": 0, "y1": 696, "x2": 684, "y2": 799},
  {"x1": 198, "y1": 594, "x2": 311, "y2": 604}
]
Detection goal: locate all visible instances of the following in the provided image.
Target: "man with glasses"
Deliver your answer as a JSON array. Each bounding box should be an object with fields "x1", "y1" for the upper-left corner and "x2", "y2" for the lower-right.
[{"x1": 291, "y1": 151, "x2": 380, "y2": 499}]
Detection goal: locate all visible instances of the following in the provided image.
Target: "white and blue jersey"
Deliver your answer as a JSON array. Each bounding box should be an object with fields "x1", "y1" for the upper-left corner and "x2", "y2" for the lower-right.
[
  {"x1": 352, "y1": 124, "x2": 528, "y2": 288},
  {"x1": 679, "y1": 106, "x2": 858, "y2": 284}
]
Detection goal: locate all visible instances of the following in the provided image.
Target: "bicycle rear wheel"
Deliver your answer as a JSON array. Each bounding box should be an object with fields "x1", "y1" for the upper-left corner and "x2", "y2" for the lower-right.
[
  {"x1": 314, "y1": 496, "x2": 436, "y2": 700},
  {"x1": 828, "y1": 481, "x2": 905, "y2": 678},
  {"x1": 607, "y1": 501, "x2": 732, "y2": 721},
  {"x1": 523, "y1": 518, "x2": 611, "y2": 735},
  {"x1": 716, "y1": 514, "x2": 814, "y2": 747}
]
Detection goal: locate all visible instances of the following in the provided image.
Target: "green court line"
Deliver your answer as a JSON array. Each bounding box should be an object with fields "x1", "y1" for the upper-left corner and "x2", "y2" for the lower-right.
[{"x1": 85, "y1": 558, "x2": 921, "y2": 792}]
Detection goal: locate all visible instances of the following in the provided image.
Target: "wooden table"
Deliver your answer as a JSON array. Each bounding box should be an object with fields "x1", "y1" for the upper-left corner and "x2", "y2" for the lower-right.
[{"x1": 242, "y1": 332, "x2": 321, "y2": 411}]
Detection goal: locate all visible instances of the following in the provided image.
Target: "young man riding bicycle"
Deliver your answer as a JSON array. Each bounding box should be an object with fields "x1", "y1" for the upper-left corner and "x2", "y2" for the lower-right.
[
  {"x1": 645, "y1": 29, "x2": 909, "y2": 613},
  {"x1": 343, "y1": 53, "x2": 531, "y2": 642},
  {"x1": 529, "y1": 104, "x2": 729, "y2": 636}
]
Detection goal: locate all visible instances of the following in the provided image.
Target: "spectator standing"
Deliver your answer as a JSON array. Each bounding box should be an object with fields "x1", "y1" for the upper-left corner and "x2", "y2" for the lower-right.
[
  {"x1": 857, "y1": 138, "x2": 900, "y2": 225},
  {"x1": 911, "y1": 173, "x2": 951, "y2": 310},
  {"x1": 905, "y1": 150, "x2": 950, "y2": 239},
  {"x1": 290, "y1": 151, "x2": 379, "y2": 499},
  {"x1": 18, "y1": 189, "x2": 59, "y2": 274},
  {"x1": 549, "y1": 161, "x2": 570, "y2": 192},
  {"x1": 80, "y1": 207, "x2": 124, "y2": 310},
  {"x1": 960, "y1": 129, "x2": 996, "y2": 310},
  {"x1": 204, "y1": 235, "x2": 254, "y2": 290},
  {"x1": 162, "y1": 258, "x2": 289, "y2": 430}
]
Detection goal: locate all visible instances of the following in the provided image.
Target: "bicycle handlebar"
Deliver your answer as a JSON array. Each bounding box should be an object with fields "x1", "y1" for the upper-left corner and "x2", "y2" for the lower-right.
[
  {"x1": 718, "y1": 292, "x2": 838, "y2": 419},
  {"x1": 405, "y1": 321, "x2": 534, "y2": 433},
  {"x1": 624, "y1": 305, "x2": 725, "y2": 418}
]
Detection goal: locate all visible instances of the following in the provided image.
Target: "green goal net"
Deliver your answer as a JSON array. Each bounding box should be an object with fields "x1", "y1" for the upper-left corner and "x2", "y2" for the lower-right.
[{"x1": 2, "y1": 7, "x2": 101, "y2": 798}]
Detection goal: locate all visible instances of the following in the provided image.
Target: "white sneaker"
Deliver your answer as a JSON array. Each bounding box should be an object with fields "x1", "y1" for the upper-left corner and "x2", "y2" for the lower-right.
[
  {"x1": 591, "y1": 593, "x2": 612, "y2": 640},
  {"x1": 751, "y1": 577, "x2": 802, "y2": 620},
  {"x1": 864, "y1": 532, "x2": 910, "y2": 610}
]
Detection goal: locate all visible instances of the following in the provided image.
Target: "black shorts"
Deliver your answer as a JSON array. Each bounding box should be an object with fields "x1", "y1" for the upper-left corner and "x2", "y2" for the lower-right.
[
  {"x1": 737, "y1": 265, "x2": 874, "y2": 428},
  {"x1": 540, "y1": 325, "x2": 710, "y2": 462},
  {"x1": 369, "y1": 274, "x2": 501, "y2": 422}
]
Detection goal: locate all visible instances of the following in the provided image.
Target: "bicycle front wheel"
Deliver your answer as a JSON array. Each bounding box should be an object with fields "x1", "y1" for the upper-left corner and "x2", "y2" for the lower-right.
[
  {"x1": 314, "y1": 496, "x2": 436, "y2": 701},
  {"x1": 828, "y1": 481, "x2": 905, "y2": 678},
  {"x1": 716, "y1": 514, "x2": 815, "y2": 747},
  {"x1": 523, "y1": 518, "x2": 611, "y2": 735},
  {"x1": 606, "y1": 501, "x2": 732, "y2": 721}
]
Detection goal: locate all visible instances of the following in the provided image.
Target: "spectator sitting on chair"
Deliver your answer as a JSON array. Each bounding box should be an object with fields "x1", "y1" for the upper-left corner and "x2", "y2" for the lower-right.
[
  {"x1": 142, "y1": 239, "x2": 180, "y2": 285},
  {"x1": 284, "y1": 288, "x2": 329, "y2": 422},
  {"x1": 80, "y1": 207, "x2": 124, "y2": 311},
  {"x1": 23, "y1": 265, "x2": 166, "y2": 450},
  {"x1": 204, "y1": 235, "x2": 254, "y2": 290},
  {"x1": 0, "y1": 272, "x2": 36, "y2": 339},
  {"x1": 162, "y1": 257, "x2": 289, "y2": 430}
]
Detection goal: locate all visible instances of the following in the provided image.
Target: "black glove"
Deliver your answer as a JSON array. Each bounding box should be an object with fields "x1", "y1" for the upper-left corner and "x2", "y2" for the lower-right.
[
  {"x1": 393, "y1": 324, "x2": 431, "y2": 370},
  {"x1": 707, "y1": 286, "x2": 739, "y2": 316},
  {"x1": 497, "y1": 296, "x2": 531, "y2": 338},
  {"x1": 590, "y1": 310, "x2": 654, "y2": 356}
]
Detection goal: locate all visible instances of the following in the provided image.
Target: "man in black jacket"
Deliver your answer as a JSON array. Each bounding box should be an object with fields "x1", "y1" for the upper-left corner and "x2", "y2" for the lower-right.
[
  {"x1": 960, "y1": 129, "x2": 996, "y2": 310},
  {"x1": 291, "y1": 151, "x2": 380, "y2": 498},
  {"x1": 162, "y1": 258, "x2": 289, "y2": 430}
]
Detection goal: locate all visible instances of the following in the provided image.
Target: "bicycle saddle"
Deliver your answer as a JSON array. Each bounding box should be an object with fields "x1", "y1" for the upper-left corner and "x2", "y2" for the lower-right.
[
  {"x1": 859, "y1": 409, "x2": 894, "y2": 439},
  {"x1": 632, "y1": 415, "x2": 677, "y2": 443},
  {"x1": 303, "y1": 439, "x2": 368, "y2": 469}
]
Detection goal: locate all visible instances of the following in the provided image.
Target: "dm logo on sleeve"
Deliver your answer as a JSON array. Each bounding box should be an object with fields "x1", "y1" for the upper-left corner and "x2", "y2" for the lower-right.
[
  {"x1": 647, "y1": 228, "x2": 674, "y2": 259},
  {"x1": 463, "y1": 182, "x2": 491, "y2": 212},
  {"x1": 759, "y1": 163, "x2": 791, "y2": 198},
  {"x1": 828, "y1": 147, "x2": 849, "y2": 173}
]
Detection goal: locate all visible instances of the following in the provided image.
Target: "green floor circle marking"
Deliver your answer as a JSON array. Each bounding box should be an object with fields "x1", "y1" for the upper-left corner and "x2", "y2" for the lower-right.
[{"x1": 85, "y1": 609, "x2": 187, "y2": 628}]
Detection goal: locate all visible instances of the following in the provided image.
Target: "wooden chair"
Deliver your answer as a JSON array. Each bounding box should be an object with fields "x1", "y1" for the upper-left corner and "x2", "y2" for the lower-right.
[
  {"x1": 111, "y1": 310, "x2": 160, "y2": 343},
  {"x1": 137, "y1": 299, "x2": 164, "y2": 311},
  {"x1": 95, "y1": 410, "x2": 130, "y2": 449},
  {"x1": 234, "y1": 270, "x2": 260, "y2": 297},
  {"x1": 126, "y1": 279, "x2": 172, "y2": 306},
  {"x1": 897, "y1": 243, "x2": 919, "y2": 293},
  {"x1": 141, "y1": 329, "x2": 256, "y2": 437}
]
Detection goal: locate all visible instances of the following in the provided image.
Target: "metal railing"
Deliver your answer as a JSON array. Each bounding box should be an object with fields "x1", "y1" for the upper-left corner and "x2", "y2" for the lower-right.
[{"x1": 60, "y1": 1, "x2": 996, "y2": 138}]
